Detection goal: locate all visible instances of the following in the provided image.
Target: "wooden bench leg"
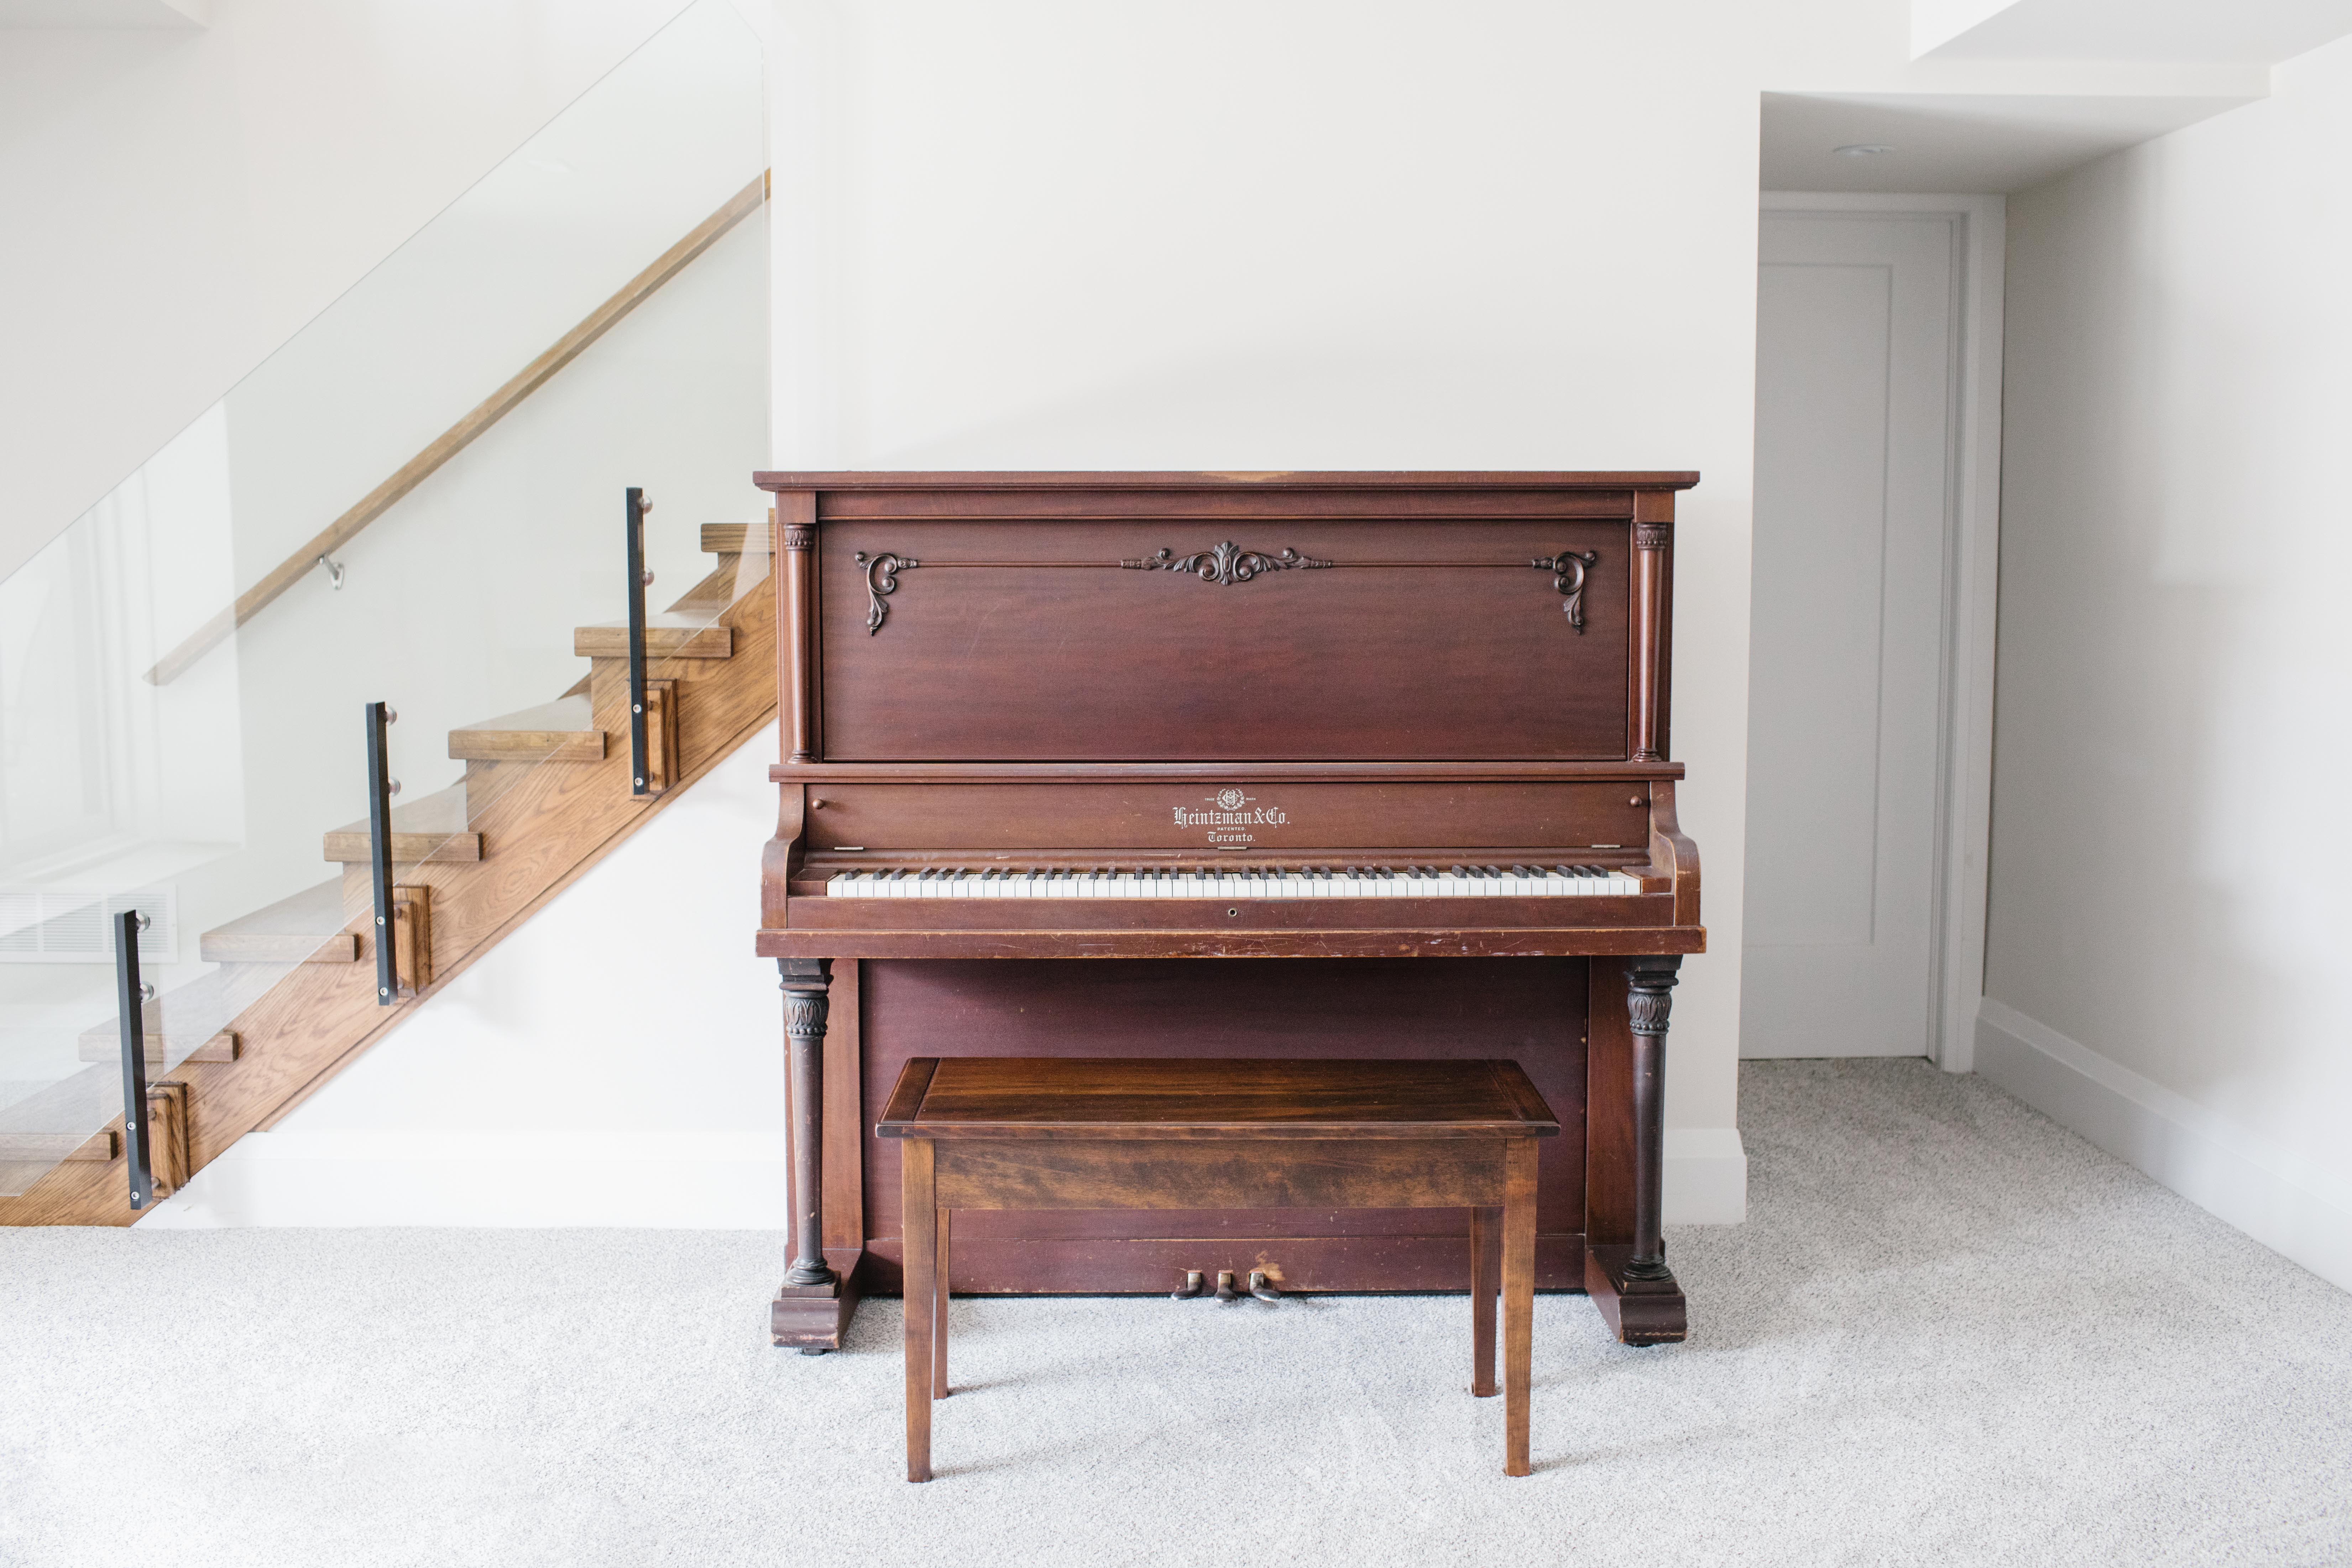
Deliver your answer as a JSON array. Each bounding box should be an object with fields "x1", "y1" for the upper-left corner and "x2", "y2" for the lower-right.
[
  {"x1": 1470, "y1": 1205, "x2": 1500, "y2": 1398},
  {"x1": 934, "y1": 1208, "x2": 951, "y2": 1399},
  {"x1": 903, "y1": 1139, "x2": 936, "y2": 1482},
  {"x1": 1502, "y1": 1141, "x2": 1538, "y2": 1477}
]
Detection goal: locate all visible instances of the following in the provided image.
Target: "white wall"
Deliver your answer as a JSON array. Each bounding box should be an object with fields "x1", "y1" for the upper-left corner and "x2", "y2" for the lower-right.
[
  {"x1": 767, "y1": 0, "x2": 1836, "y2": 1209},
  {"x1": 33, "y1": 0, "x2": 2303, "y2": 1228},
  {"x1": 0, "y1": 0, "x2": 703, "y2": 585},
  {"x1": 753, "y1": 2, "x2": 2278, "y2": 1228},
  {"x1": 1983, "y1": 32, "x2": 2352, "y2": 1290}
]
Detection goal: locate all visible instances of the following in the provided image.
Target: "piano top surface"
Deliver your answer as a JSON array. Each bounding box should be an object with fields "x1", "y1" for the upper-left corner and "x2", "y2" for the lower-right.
[{"x1": 755, "y1": 469, "x2": 1700, "y2": 492}]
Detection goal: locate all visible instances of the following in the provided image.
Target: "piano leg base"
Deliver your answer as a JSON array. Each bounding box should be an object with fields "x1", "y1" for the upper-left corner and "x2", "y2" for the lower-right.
[
  {"x1": 1584, "y1": 1243, "x2": 1685, "y2": 1346},
  {"x1": 772, "y1": 1247, "x2": 865, "y2": 1353}
]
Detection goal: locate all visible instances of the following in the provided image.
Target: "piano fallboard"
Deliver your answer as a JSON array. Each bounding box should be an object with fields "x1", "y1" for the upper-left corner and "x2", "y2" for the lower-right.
[{"x1": 762, "y1": 765, "x2": 1701, "y2": 961}]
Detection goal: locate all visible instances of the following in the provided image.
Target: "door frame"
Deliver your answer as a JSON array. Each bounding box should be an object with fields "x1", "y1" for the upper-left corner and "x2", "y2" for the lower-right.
[{"x1": 1756, "y1": 191, "x2": 2005, "y2": 1072}]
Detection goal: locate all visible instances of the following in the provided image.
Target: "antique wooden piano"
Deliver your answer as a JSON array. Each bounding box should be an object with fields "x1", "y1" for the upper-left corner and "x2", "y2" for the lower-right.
[{"x1": 751, "y1": 471, "x2": 1703, "y2": 1351}]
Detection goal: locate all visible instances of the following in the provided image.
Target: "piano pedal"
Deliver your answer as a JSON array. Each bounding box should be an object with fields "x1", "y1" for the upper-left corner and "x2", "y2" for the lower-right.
[
  {"x1": 1248, "y1": 1270, "x2": 1282, "y2": 1303},
  {"x1": 1213, "y1": 1269, "x2": 1241, "y2": 1303},
  {"x1": 1170, "y1": 1269, "x2": 1206, "y2": 1300}
]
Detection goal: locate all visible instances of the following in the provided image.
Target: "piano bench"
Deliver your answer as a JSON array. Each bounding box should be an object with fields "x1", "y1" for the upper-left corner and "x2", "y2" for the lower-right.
[{"x1": 875, "y1": 1055, "x2": 1561, "y2": 1480}]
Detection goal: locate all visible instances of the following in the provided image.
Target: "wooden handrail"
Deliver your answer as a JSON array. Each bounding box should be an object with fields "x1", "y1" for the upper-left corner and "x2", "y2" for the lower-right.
[{"x1": 145, "y1": 169, "x2": 770, "y2": 685}]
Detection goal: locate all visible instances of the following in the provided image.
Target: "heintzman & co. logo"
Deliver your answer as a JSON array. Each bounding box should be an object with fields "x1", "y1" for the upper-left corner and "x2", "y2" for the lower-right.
[{"x1": 1173, "y1": 788, "x2": 1289, "y2": 845}]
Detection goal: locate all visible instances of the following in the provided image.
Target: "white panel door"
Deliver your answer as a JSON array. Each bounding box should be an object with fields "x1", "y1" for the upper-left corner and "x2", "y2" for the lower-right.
[{"x1": 1742, "y1": 213, "x2": 1956, "y2": 1058}]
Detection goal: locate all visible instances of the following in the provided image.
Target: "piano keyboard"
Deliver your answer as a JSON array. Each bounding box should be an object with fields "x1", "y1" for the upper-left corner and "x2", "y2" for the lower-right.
[{"x1": 823, "y1": 865, "x2": 1642, "y2": 899}]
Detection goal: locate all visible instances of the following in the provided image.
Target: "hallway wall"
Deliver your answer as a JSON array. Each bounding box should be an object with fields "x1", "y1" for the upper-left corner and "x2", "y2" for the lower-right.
[{"x1": 1983, "y1": 31, "x2": 2352, "y2": 1290}]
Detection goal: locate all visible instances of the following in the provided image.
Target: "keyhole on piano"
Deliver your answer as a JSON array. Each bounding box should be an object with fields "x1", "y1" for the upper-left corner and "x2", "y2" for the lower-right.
[{"x1": 1227, "y1": 907, "x2": 1239, "y2": 917}]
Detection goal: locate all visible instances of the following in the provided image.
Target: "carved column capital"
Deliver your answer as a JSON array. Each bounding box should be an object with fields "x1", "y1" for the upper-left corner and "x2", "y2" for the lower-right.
[
  {"x1": 1635, "y1": 519, "x2": 1672, "y2": 551},
  {"x1": 782, "y1": 522, "x2": 818, "y2": 551},
  {"x1": 1626, "y1": 953, "x2": 1681, "y2": 1036},
  {"x1": 784, "y1": 987, "x2": 830, "y2": 1039}
]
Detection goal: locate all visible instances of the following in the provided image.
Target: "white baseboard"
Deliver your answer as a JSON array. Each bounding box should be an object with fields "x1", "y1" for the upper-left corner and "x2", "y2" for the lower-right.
[
  {"x1": 1665, "y1": 1127, "x2": 1747, "y2": 1224},
  {"x1": 139, "y1": 1130, "x2": 791, "y2": 1228},
  {"x1": 1975, "y1": 999, "x2": 2352, "y2": 1293},
  {"x1": 140, "y1": 1124, "x2": 1751, "y2": 1229}
]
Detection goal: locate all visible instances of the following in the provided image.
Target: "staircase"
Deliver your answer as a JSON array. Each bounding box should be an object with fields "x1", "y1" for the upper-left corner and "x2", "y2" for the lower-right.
[{"x1": 0, "y1": 526, "x2": 775, "y2": 1226}]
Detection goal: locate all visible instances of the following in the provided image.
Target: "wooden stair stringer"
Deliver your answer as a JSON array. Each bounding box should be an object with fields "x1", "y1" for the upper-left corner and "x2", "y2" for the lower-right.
[{"x1": 0, "y1": 577, "x2": 777, "y2": 1228}]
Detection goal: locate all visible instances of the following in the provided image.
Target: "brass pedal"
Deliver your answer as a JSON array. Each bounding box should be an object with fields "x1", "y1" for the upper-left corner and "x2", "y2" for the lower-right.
[{"x1": 1170, "y1": 1269, "x2": 1205, "y2": 1300}]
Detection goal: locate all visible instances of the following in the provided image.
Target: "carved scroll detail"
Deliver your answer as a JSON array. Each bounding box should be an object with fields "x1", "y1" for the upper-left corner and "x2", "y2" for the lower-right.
[
  {"x1": 1532, "y1": 550, "x2": 1599, "y2": 632},
  {"x1": 1120, "y1": 542, "x2": 1333, "y2": 585},
  {"x1": 851, "y1": 551, "x2": 918, "y2": 636}
]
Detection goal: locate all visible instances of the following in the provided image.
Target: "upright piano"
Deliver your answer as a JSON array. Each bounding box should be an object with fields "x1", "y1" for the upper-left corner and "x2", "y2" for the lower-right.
[{"x1": 751, "y1": 471, "x2": 1703, "y2": 1350}]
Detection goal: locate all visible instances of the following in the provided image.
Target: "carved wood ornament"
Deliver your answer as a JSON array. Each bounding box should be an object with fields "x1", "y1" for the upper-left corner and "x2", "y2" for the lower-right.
[
  {"x1": 1119, "y1": 542, "x2": 1334, "y2": 583},
  {"x1": 846, "y1": 544, "x2": 1605, "y2": 634}
]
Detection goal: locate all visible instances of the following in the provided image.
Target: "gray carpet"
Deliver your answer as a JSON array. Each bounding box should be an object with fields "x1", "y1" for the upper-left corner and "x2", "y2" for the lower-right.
[{"x1": 4, "y1": 1061, "x2": 2349, "y2": 1568}]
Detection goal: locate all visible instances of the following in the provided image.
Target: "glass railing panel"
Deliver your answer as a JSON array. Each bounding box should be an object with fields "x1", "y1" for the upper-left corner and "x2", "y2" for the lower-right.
[{"x1": 0, "y1": 0, "x2": 766, "y2": 1203}]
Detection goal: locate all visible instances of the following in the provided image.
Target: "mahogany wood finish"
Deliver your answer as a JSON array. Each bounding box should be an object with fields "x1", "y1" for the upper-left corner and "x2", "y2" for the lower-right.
[
  {"x1": 883, "y1": 1056, "x2": 1556, "y2": 1480},
  {"x1": 752, "y1": 472, "x2": 1703, "y2": 1350}
]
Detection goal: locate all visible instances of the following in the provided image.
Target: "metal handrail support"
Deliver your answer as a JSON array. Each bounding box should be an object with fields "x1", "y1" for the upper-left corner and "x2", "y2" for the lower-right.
[
  {"x1": 114, "y1": 910, "x2": 152, "y2": 1209},
  {"x1": 365, "y1": 701, "x2": 398, "y2": 1005},
  {"x1": 627, "y1": 487, "x2": 651, "y2": 797}
]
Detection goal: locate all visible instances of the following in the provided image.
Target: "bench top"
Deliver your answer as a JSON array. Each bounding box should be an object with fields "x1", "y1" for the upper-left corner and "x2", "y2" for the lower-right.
[{"x1": 875, "y1": 1057, "x2": 1558, "y2": 1141}]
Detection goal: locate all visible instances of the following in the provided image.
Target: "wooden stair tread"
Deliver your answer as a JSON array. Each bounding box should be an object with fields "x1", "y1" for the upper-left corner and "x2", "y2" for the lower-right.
[
  {"x1": 701, "y1": 522, "x2": 774, "y2": 554},
  {"x1": 75, "y1": 1033, "x2": 240, "y2": 1066},
  {"x1": 75, "y1": 991, "x2": 241, "y2": 1065},
  {"x1": 322, "y1": 780, "x2": 480, "y2": 864},
  {"x1": 0, "y1": 1130, "x2": 117, "y2": 1163},
  {"x1": 199, "y1": 879, "x2": 361, "y2": 964},
  {"x1": 448, "y1": 695, "x2": 604, "y2": 763},
  {"x1": 573, "y1": 618, "x2": 732, "y2": 660},
  {"x1": 322, "y1": 831, "x2": 481, "y2": 864}
]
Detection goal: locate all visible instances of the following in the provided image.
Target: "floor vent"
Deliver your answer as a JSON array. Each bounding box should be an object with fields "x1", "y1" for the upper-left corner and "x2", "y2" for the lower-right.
[{"x1": 0, "y1": 888, "x2": 177, "y2": 965}]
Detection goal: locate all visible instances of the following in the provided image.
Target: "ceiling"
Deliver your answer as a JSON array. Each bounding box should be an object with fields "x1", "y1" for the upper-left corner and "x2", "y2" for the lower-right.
[
  {"x1": 1916, "y1": 0, "x2": 2352, "y2": 64},
  {"x1": 1760, "y1": 91, "x2": 2257, "y2": 193},
  {"x1": 0, "y1": 0, "x2": 203, "y2": 25}
]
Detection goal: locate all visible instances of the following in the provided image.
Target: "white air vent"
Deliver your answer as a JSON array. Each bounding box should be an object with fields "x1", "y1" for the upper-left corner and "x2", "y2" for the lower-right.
[{"x1": 0, "y1": 888, "x2": 177, "y2": 965}]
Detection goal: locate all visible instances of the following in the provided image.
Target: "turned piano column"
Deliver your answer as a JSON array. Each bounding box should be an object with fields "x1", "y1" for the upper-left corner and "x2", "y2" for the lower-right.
[
  {"x1": 1585, "y1": 950, "x2": 1688, "y2": 1344},
  {"x1": 779, "y1": 490, "x2": 821, "y2": 764},
  {"x1": 773, "y1": 953, "x2": 862, "y2": 1352},
  {"x1": 778, "y1": 959, "x2": 838, "y2": 1345},
  {"x1": 1623, "y1": 954, "x2": 1682, "y2": 1282}
]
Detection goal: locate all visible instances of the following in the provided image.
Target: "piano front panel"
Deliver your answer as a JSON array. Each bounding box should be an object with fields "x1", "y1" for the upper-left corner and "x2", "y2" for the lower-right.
[
  {"x1": 855, "y1": 957, "x2": 1592, "y2": 1293},
  {"x1": 816, "y1": 518, "x2": 1633, "y2": 761}
]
